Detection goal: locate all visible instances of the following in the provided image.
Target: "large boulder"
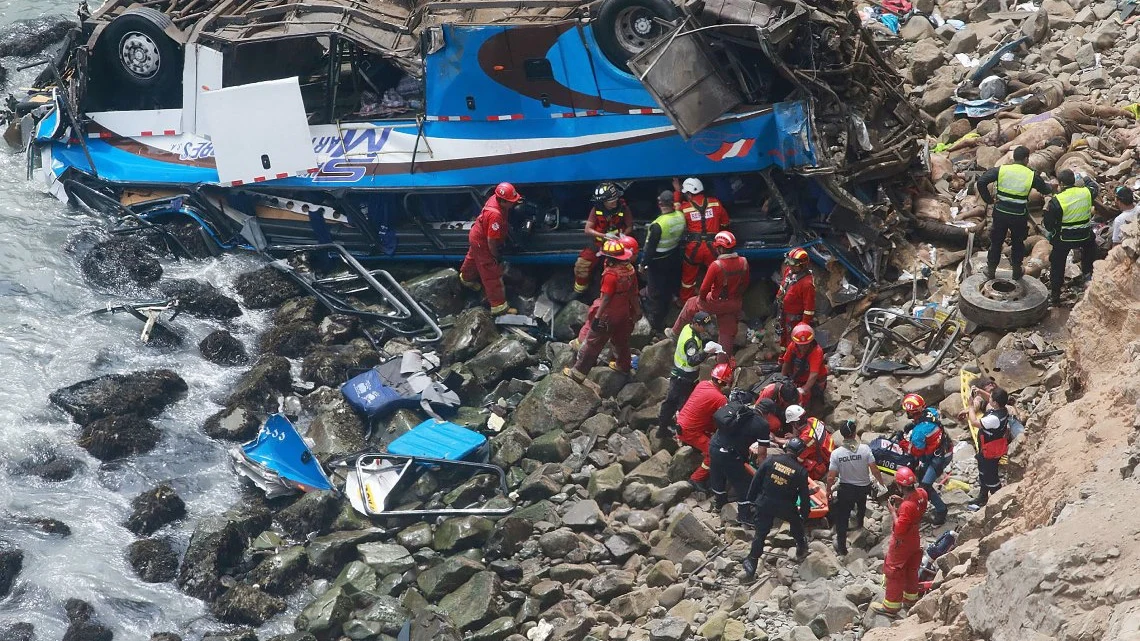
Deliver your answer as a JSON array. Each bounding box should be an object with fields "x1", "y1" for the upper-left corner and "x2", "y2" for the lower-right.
[
  {"x1": 126, "y1": 483, "x2": 186, "y2": 535},
  {"x1": 78, "y1": 414, "x2": 162, "y2": 460},
  {"x1": 440, "y1": 308, "x2": 499, "y2": 363},
  {"x1": 50, "y1": 369, "x2": 187, "y2": 425},
  {"x1": 854, "y1": 377, "x2": 900, "y2": 413},
  {"x1": 258, "y1": 321, "x2": 320, "y2": 358},
  {"x1": 417, "y1": 556, "x2": 485, "y2": 600},
  {"x1": 635, "y1": 339, "x2": 674, "y2": 383},
  {"x1": 0, "y1": 546, "x2": 23, "y2": 598},
  {"x1": 343, "y1": 595, "x2": 408, "y2": 637},
  {"x1": 221, "y1": 355, "x2": 293, "y2": 412},
  {"x1": 433, "y1": 516, "x2": 495, "y2": 552},
  {"x1": 199, "y1": 330, "x2": 250, "y2": 366},
  {"x1": 791, "y1": 580, "x2": 859, "y2": 635},
  {"x1": 403, "y1": 268, "x2": 464, "y2": 317},
  {"x1": 203, "y1": 405, "x2": 261, "y2": 442},
  {"x1": 300, "y1": 342, "x2": 381, "y2": 389},
  {"x1": 509, "y1": 373, "x2": 600, "y2": 435},
  {"x1": 438, "y1": 571, "x2": 500, "y2": 630},
  {"x1": 651, "y1": 506, "x2": 719, "y2": 563},
  {"x1": 295, "y1": 586, "x2": 353, "y2": 638},
  {"x1": 553, "y1": 300, "x2": 589, "y2": 341},
  {"x1": 177, "y1": 507, "x2": 272, "y2": 600},
  {"x1": 466, "y1": 338, "x2": 531, "y2": 387},
  {"x1": 0, "y1": 15, "x2": 75, "y2": 57},
  {"x1": 212, "y1": 584, "x2": 287, "y2": 626},
  {"x1": 80, "y1": 237, "x2": 163, "y2": 289},
  {"x1": 62, "y1": 599, "x2": 112, "y2": 641},
  {"x1": 14, "y1": 451, "x2": 83, "y2": 481},
  {"x1": 0, "y1": 623, "x2": 34, "y2": 641},
  {"x1": 306, "y1": 393, "x2": 366, "y2": 459},
  {"x1": 235, "y1": 266, "x2": 301, "y2": 309},
  {"x1": 277, "y1": 491, "x2": 341, "y2": 539},
  {"x1": 910, "y1": 40, "x2": 945, "y2": 84},
  {"x1": 159, "y1": 279, "x2": 242, "y2": 320},
  {"x1": 247, "y1": 546, "x2": 309, "y2": 596},
  {"x1": 128, "y1": 538, "x2": 179, "y2": 583}
]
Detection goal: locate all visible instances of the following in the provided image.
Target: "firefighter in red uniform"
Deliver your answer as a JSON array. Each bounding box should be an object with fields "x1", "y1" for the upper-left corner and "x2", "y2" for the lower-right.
[
  {"x1": 671, "y1": 230, "x2": 748, "y2": 361},
  {"x1": 574, "y1": 182, "x2": 634, "y2": 295},
  {"x1": 566, "y1": 238, "x2": 642, "y2": 380},
  {"x1": 673, "y1": 177, "x2": 731, "y2": 302},
  {"x1": 675, "y1": 362, "x2": 733, "y2": 491},
  {"x1": 779, "y1": 324, "x2": 829, "y2": 407},
  {"x1": 573, "y1": 235, "x2": 640, "y2": 350},
  {"x1": 871, "y1": 466, "x2": 928, "y2": 618},
  {"x1": 460, "y1": 182, "x2": 523, "y2": 315},
  {"x1": 776, "y1": 247, "x2": 815, "y2": 346}
]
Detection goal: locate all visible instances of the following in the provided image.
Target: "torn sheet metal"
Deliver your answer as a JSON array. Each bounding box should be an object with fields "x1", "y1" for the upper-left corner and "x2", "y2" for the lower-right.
[{"x1": 230, "y1": 414, "x2": 334, "y2": 499}]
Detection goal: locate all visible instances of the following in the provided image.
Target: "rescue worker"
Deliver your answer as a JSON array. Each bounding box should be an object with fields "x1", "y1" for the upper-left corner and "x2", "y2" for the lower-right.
[
  {"x1": 780, "y1": 405, "x2": 832, "y2": 481},
  {"x1": 709, "y1": 397, "x2": 777, "y2": 510},
  {"x1": 1044, "y1": 169, "x2": 1098, "y2": 306},
  {"x1": 565, "y1": 239, "x2": 641, "y2": 380},
  {"x1": 573, "y1": 234, "x2": 641, "y2": 350},
  {"x1": 870, "y1": 466, "x2": 928, "y2": 618},
  {"x1": 827, "y1": 420, "x2": 884, "y2": 556},
  {"x1": 672, "y1": 177, "x2": 730, "y2": 302},
  {"x1": 675, "y1": 362, "x2": 734, "y2": 491},
  {"x1": 899, "y1": 413, "x2": 949, "y2": 526},
  {"x1": 641, "y1": 190, "x2": 685, "y2": 331},
  {"x1": 459, "y1": 182, "x2": 522, "y2": 315},
  {"x1": 779, "y1": 323, "x2": 828, "y2": 407},
  {"x1": 574, "y1": 182, "x2": 633, "y2": 295},
  {"x1": 657, "y1": 312, "x2": 719, "y2": 434},
  {"x1": 901, "y1": 393, "x2": 940, "y2": 430},
  {"x1": 755, "y1": 377, "x2": 801, "y2": 438},
  {"x1": 670, "y1": 230, "x2": 748, "y2": 361},
  {"x1": 775, "y1": 247, "x2": 815, "y2": 347},
  {"x1": 967, "y1": 386, "x2": 1011, "y2": 510},
  {"x1": 975, "y1": 146, "x2": 1053, "y2": 280},
  {"x1": 741, "y1": 437, "x2": 811, "y2": 578}
]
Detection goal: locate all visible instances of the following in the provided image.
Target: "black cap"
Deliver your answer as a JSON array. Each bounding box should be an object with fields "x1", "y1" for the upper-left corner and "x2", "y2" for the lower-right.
[
  {"x1": 693, "y1": 311, "x2": 713, "y2": 325},
  {"x1": 839, "y1": 420, "x2": 857, "y2": 439},
  {"x1": 785, "y1": 437, "x2": 806, "y2": 456}
]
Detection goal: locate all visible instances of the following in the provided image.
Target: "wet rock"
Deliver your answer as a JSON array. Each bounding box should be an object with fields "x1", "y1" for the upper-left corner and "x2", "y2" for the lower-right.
[
  {"x1": 434, "y1": 516, "x2": 495, "y2": 552},
  {"x1": 563, "y1": 499, "x2": 605, "y2": 530},
  {"x1": 277, "y1": 491, "x2": 340, "y2": 539},
  {"x1": 212, "y1": 583, "x2": 287, "y2": 626},
  {"x1": 296, "y1": 585, "x2": 353, "y2": 638},
  {"x1": 259, "y1": 321, "x2": 319, "y2": 358},
  {"x1": 79, "y1": 414, "x2": 162, "y2": 460},
  {"x1": 177, "y1": 508, "x2": 272, "y2": 600},
  {"x1": 307, "y1": 393, "x2": 366, "y2": 459},
  {"x1": 12, "y1": 516, "x2": 70, "y2": 536},
  {"x1": 17, "y1": 454, "x2": 84, "y2": 481},
  {"x1": 150, "y1": 634, "x2": 182, "y2": 641},
  {"x1": 344, "y1": 595, "x2": 408, "y2": 637},
  {"x1": 0, "y1": 623, "x2": 35, "y2": 641},
  {"x1": 201, "y1": 631, "x2": 257, "y2": 641},
  {"x1": 648, "y1": 616, "x2": 691, "y2": 641},
  {"x1": 439, "y1": 571, "x2": 500, "y2": 629},
  {"x1": 160, "y1": 279, "x2": 242, "y2": 320},
  {"x1": 223, "y1": 355, "x2": 293, "y2": 413},
  {"x1": 62, "y1": 599, "x2": 112, "y2": 641},
  {"x1": 203, "y1": 405, "x2": 261, "y2": 441},
  {"x1": 0, "y1": 16, "x2": 75, "y2": 57},
  {"x1": 527, "y1": 431, "x2": 571, "y2": 462},
  {"x1": 467, "y1": 338, "x2": 531, "y2": 387},
  {"x1": 317, "y1": 314, "x2": 359, "y2": 345},
  {"x1": 553, "y1": 300, "x2": 589, "y2": 341},
  {"x1": 485, "y1": 516, "x2": 533, "y2": 560},
  {"x1": 276, "y1": 297, "x2": 324, "y2": 325},
  {"x1": 248, "y1": 545, "x2": 308, "y2": 596},
  {"x1": 306, "y1": 529, "x2": 386, "y2": 576},
  {"x1": 510, "y1": 373, "x2": 600, "y2": 435},
  {"x1": 80, "y1": 237, "x2": 163, "y2": 289},
  {"x1": 301, "y1": 342, "x2": 381, "y2": 388},
  {"x1": 403, "y1": 268, "x2": 464, "y2": 317},
  {"x1": 588, "y1": 463, "x2": 625, "y2": 502},
  {"x1": 0, "y1": 546, "x2": 24, "y2": 598},
  {"x1": 440, "y1": 308, "x2": 500, "y2": 363},
  {"x1": 51, "y1": 369, "x2": 187, "y2": 425},
  {"x1": 199, "y1": 330, "x2": 250, "y2": 366},
  {"x1": 491, "y1": 428, "x2": 532, "y2": 468},
  {"x1": 235, "y1": 266, "x2": 301, "y2": 309},
  {"x1": 127, "y1": 483, "x2": 186, "y2": 535},
  {"x1": 358, "y1": 542, "x2": 413, "y2": 576},
  {"x1": 418, "y1": 556, "x2": 485, "y2": 600}
]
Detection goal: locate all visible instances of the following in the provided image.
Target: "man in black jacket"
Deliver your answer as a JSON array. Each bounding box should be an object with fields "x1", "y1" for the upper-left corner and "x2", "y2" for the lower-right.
[
  {"x1": 742, "y1": 437, "x2": 812, "y2": 578},
  {"x1": 976, "y1": 146, "x2": 1053, "y2": 280},
  {"x1": 1043, "y1": 169, "x2": 1098, "y2": 306},
  {"x1": 709, "y1": 397, "x2": 777, "y2": 511}
]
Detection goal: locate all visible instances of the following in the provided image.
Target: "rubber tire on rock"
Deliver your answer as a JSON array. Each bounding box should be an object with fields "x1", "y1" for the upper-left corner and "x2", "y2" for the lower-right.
[
  {"x1": 592, "y1": 0, "x2": 683, "y2": 69},
  {"x1": 958, "y1": 273, "x2": 1050, "y2": 329},
  {"x1": 912, "y1": 219, "x2": 969, "y2": 248},
  {"x1": 98, "y1": 8, "x2": 180, "y2": 91}
]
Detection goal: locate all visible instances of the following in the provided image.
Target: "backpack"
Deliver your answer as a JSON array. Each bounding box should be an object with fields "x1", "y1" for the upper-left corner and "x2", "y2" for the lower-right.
[
  {"x1": 714, "y1": 397, "x2": 754, "y2": 434},
  {"x1": 750, "y1": 373, "x2": 794, "y2": 396}
]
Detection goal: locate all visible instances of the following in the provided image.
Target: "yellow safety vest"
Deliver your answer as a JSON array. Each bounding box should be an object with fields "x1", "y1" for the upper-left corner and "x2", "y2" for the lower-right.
[
  {"x1": 1056, "y1": 186, "x2": 1093, "y2": 240},
  {"x1": 995, "y1": 163, "x2": 1035, "y2": 214},
  {"x1": 673, "y1": 323, "x2": 704, "y2": 372},
  {"x1": 653, "y1": 210, "x2": 685, "y2": 254}
]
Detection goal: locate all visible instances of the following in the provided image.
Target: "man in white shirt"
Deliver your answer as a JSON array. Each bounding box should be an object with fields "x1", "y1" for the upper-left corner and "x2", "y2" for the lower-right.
[
  {"x1": 1112, "y1": 186, "x2": 1139, "y2": 245},
  {"x1": 827, "y1": 420, "x2": 885, "y2": 555}
]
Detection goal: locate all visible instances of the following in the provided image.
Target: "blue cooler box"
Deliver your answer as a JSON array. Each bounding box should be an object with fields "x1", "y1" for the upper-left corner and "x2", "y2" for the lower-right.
[{"x1": 386, "y1": 419, "x2": 489, "y2": 462}]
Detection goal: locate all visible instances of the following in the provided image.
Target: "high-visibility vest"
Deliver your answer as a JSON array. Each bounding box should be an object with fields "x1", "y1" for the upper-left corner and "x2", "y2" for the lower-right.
[
  {"x1": 673, "y1": 323, "x2": 704, "y2": 372},
  {"x1": 995, "y1": 164, "x2": 1035, "y2": 212},
  {"x1": 653, "y1": 210, "x2": 685, "y2": 253},
  {"x1": 1056, "y1": 186, "x2": 1093, "y2": 240}
]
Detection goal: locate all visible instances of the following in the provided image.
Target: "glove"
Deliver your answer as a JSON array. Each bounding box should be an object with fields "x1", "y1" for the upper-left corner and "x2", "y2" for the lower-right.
[
  {"x1": 591, "y1": 317, "x2": 610, "y2": 331},
  {"x1": 703, "y1": 341, "x2": 724, "y2": 354},
  {"x1": 797, "y1": 387, "x2": 805, "y2": 396}
]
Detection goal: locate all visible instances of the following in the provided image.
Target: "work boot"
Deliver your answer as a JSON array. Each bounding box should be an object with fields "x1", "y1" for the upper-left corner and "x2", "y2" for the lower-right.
[
  {"x1": 870, "y1": 602, "x2": 902, "y2": 619},
  {"x1": 983, "y1": 264, "x2": 996, "y2": 280},
  {"x1": 795, "y1": 543, "x2": 809, "y2": 561},
  {"x1": 459, "y1": 276, "x2": 482, "y2": 292},
  {"x1": 688, "y1": 478, "x2": 709, "y2": 494},
  {"x1": 1011, "y1": 264, "x2": 1023, "y2": 280},
  {"x1": 562, "y1": 367, "x2": 586, "y2": 383},
  {"x1": 568, "y1": 338, "x2": 581, "y2": 351},
  {"x1": 713, "y1": 493, "x2": 728, "y2": 511},
  {"x1": 742, "y1": 557, "x2": 759, "y2": 579},
  {"x1": 833, "y1": 538, "x2": 848, "y2": 557},
  {"x1": 607, "y1": 361, "x2": 631, "y2": 375},
  {"x1": 737, "y1": 502, "x2": 756, "y2": 526},
  {"x1": 930, "y1": 510, "x2": 947, "y2": 526},
  {"x1": 1050, "y1": 294, "x2": 1062, "y2": 307}
]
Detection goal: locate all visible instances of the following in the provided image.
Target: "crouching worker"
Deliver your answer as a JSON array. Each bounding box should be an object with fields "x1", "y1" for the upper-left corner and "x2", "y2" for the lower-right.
[
  {"x1": 657, "y1": 311, "x2": 719, "y2": 435},
  {"x1": 742, "y1": 437, "x2": 811, "y2": 578},
  {"x1": 675, "y1": 362, "x2": 733, "y2": 491},
  {"x1": 709, "y1": 394, "x2": 778, "y2": 513},
  {"x1": 870, "y1": 466, "x2": 928, "y2": 619},
  {"x1": 780, "y1": 323, "x2": 828, "y2": 407}
]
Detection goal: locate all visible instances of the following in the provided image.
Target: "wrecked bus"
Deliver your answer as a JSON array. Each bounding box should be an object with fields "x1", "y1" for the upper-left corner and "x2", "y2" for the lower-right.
[{"x1": 5, "y1": 0, "x2": 922, "y2": 282}]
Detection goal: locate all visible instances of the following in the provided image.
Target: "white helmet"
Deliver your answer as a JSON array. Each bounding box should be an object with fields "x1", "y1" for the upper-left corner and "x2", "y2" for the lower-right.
[
  {"x1": 681, "y1": 177, "x2": 704, "y2": 195},
  {"x1": 785, "y1": 404, "x2": 806, "y2": 423}
]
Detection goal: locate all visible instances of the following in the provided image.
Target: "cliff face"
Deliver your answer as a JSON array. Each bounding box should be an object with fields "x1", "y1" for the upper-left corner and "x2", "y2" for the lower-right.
[{"x1": 866, "y1": 222, "x2": 1140, "y2": 641}]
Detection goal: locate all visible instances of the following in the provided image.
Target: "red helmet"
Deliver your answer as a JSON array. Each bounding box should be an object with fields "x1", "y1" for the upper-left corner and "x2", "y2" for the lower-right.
[
  {"x1": 495, "y1": 182, "x2": 522, "y2": 203},
  {"x1": 598, "y1": 238, "x2": 632, "y2": 261},
  {"x1": 895, "y1": 466, "x2": 917, "y2": 487},
  {"x1": 711, "y1": 362, "x2": 734, "y2": 384},
  {"x1": 786, "y1": 247, "x2": 809, "y2": 264},
  {"x1": 713, "y1": 230, "x2": 737, "y2": 250},
  {"x1": 619, "y1": 234, "x2": 639, "y2": 257},
  {"x1": 901, "y1": 393, "x2": 926, "y2": 416},
  {"x1": 790, "y1": 323, "x2": 815, "y2": 345}
]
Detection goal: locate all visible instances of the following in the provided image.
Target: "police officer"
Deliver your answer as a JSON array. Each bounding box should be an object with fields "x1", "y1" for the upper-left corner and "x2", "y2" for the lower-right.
[
  {"x1": 976, "y1": 146, "x2": 1053, "y2": 280},
  {"x1": 1044, "y1": 169, "x2": 1098, "y2": 306},
  {"x1": 641, "y1": 190, "x2": 685, "y2": 331},
  {"x1": 742, "y1": 437, "x2": 811, "y2": 578},
  {"x1": 709, "y1": 397, "x2": 777, "y2": 511},
  {"x1": 826, "y1": 420, "x2": 884, "y2": 556},
  {"x1": 657, "y1": 312, "x2": 719, "y2": 434}
]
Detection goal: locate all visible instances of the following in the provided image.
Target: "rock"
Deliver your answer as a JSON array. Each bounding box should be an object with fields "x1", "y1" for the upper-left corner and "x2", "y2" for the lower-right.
[
  {"x1": 628, "y1": 450, "x2": 671, "y2": 487},
  {"x1": 635, "y1": 339, "x2": 673, "y2": 382},
  {"x1": 418, "y1": 556, "x2": 486, "y2": 600},
  {"x1": 177, "y1": 508, "x2": 272, "y2": 600},
  {"x1": 699, "y1": 611, "x2": 729, "y2": 641},
  {"x1": 549, "y1": 562, "x2": 599, "y2": 582},
  {"x1": 13, "y1": 516, "x2": 70, "y2": 536},
  {"x1": 434, "y1": 516, "x2": 495, "y2": 551},
  {"x1": 563, "y1": 499, "x2": 605, "y2": 530},
  {"x1": 538, "y1": 528, "x2": 581, "y2": 558},
  {"x1": 358, "y1": 542, "x2": 413, "y2": 576},
  {"x1": 0, "y1": 623, "x2": 35, "y2": 641},
  {"x1": 518, "y1": 466, "x2": 562, "y2": 502},
  {"x1": 235, "y1": 266, "x2": 301, "y2": 309},
  {"x1": 199, "y1": 330, "x2": 250, "y2": 366},
  {"x1": 1076, "y1": 42, "x2": 1096, "y2": 69},
  {"x1": 491, "y1": 427, "x2": 532, "y2": 468},
  {"x1": 587, "y1": 366, "x2": 630, "y2": 398},
  {"x1": 667, "y1": 447, "x2": 704, "y2": 482},
  {"x1": 587, "y1": 570, "x2": 635, "y2": 600},
  {"x1": 203, "y1": 405, "x2": 261, "y2": 441},
  {"x1": 651, "y1": 506, "x2": 718, "y2": 563},
  {"x1": 50, "y1": 369, "x2": 187, "y2": 425},
  {"x1": 78, "y1": 414, "x2": 162, "y2": 460},
  {"x1": 604, "y1": 532, "x2": 645, "y2": 561},
  {"x1": 646, "y1": 559, "x2": 679, "y2": 587},
  {"x1": 259, "y1": 321, "x2": 319, "y2": 358},
  {"x1": 62, "y1": 600, "x2": 113, "y2": 641},
  {"x1": 510, "y1": 373, "x2": 601, "y2": 435},
  {"x1": 307, "y1": 529, "x2": 386, "y2": 576},
  {"x1": 854, "y1": 377, "x2": 899, "y2": 413},
  {"x1": 296, "y1": 586, "x2": 353, "y2": 638},
  {"x1": 441, "y1": 308, "x2": 500, "y2": 363},
  {"x1": 900, "y1": 17, "x2": 935, "y2": 41},
  {"x1": 588, "y1": 463, "x2": 626, "y2": 502},
  {"x1": 946, "y1": 27, "x2": 977, "y2": 54},
  {"x1": 553, "y1": 300, "x2": 589, "y2": 341},
  {"x1": 801, "y1": 549, "x2": 842, "y2": 582},
  {"x1": 438, "y1": 571, "x2": 500, "y2": 629},
  {"x1": 910, "y1": 40, "x2": 944, "y2": 84},
  {"x1": 784, "y1": 626, "x2": 818, "y2": 641},
  {"x1": 277, "y1": 491, "x2": 340, "y2": 539},
  {"x1": 332, "y1": 561, "x2": 377, "y2": 594},
  {"x1": 275, "y1": 297, "x2": 323, "y2": 325},
  {"x1": 317, "y1": 314, "x2": 360, "y2": 345},
  {"x1": 0, "y1": 15, "x2": 74, "y2": 57},
  {"x1": 626, "y1": 510, "x2": 660, "y2": 532},
  {"x1": 1125, "y1": 42, "x2": 1140, "y2": 67},
  {"x1": 485, "y1": 516, "x2": 533, "y2": 559},
  {"x1": 650, "y1": 481, "x2": 694, "y2": 510},
  {"x1": 0, "y1": 547, "x2": 24, "y2": 597},
  {"x1": 247, "y1": 546, "x2": 309, "y2": 596},
  {"x1": 300, "y1": 343, "x2": 381, "y2": 388},
  {"x1": 403, "y1": 268, "x2": 464, "y2": 317},
  {"x1": 126, "y1": 483, "x2": 186, "y2": 535},
  {"x1": 472, "y1": 617, "x2": 515, "y2": 641},
  {"x1": 212, "y1": 584, "x2": 287, "y2": 626},
  {"x1": 222, "y1": 355, "x2": 293, "y2": 412},
  {"x1": 527, "y1": 431, "x2": 571, "y2": 462},
  {"x1": 345, "y1": 595, "x2": 408, "y2": 637},
  {"x1": 467, "y1": 338, "x2": 531, "y2": 387},
  {"x1": 1021, "y1": 9, "x2": 1050, "y2": 42},
  {"x1": 843, "y1": 582, "x2": 875, "y2": 606},
  {"x1": 160, "y1": 279, "x2": 242, "y2": 320},
  {"x1": 791, "y1": 580, "x2": 859, "y2": 634},
  {"x1": 611, "y1": 587, "x2": 659, "y2": 621},
  {"x1": 81, "y1": 237, "x2": 162, "y2": 289},
  {"x1": 648, "y1": 617, "x2": 692, "y2": 641},
  {"x1": 921, "y1": 74, "x2": 957, "y2": 114},
  {"x1": 307, "y1": 394, "x2": 366, "y2": 459},
  {"x1": 16, "y1": 453, "x2": 84, "y2": 481},
  {"x1": 901, "y1": 373, "x2": 948, "y2": 406}
]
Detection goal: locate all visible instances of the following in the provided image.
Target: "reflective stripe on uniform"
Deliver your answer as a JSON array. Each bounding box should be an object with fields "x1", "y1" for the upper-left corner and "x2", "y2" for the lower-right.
[
  {"x1": 654, "y1": 211, "x2": 685, "y2": 253},
  {"x1": 674, "y1": 324, "x2": 704, "y2": 371},
  {"x1": 995, "y1": 164, "x2": 1035, "y2": 205},
  {"x1": 1057, "y1": 186, "x2": 1093, "y2": 230}
]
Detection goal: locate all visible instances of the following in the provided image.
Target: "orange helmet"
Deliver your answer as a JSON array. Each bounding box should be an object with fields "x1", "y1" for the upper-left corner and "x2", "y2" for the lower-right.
[
  {"x1": 598, "y1": 238, "x2": 632, "y2": 261},
  {"x1": 711, "y1": 362, "x2": 734, "y2": 384},
  {"x1": 619, "y1": 234, "x2": 639, "y2": 257},
  {"x1": 786, "y1": 247, "x2": 809, "y2": 265},
  {"x1": 713, "y1": 230, "x2": 737, "y2": 250},
  {"x1": 895, "y1": 466, "x2": 917, "y2": 487},
  {"x1": 790, "y1": 323, "x2": 815, "y2": 345},
  {"x1": 901, "y1": 393, "x2": 926, "y2": 417},
  {"x1": 495, "y1": 182, "x2": 522, "y2": 203}
]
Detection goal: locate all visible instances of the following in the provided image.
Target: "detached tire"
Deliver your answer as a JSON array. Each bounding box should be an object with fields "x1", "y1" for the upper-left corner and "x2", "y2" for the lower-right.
[
  {"x1": 99, "y1": 8, "x2": 181, "y2": 92},
  {"x1": 592, "y1": 0, "x2": 682, "y2": 68},
  {"x1": 958, "y1": 273, "x2": 1049, "y2": 329}
]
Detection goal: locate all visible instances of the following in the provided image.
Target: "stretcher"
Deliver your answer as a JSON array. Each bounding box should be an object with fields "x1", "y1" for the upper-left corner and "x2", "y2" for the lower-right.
[{"x1": 802, "y1": 478, "x2": 830, "y2": 520}]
